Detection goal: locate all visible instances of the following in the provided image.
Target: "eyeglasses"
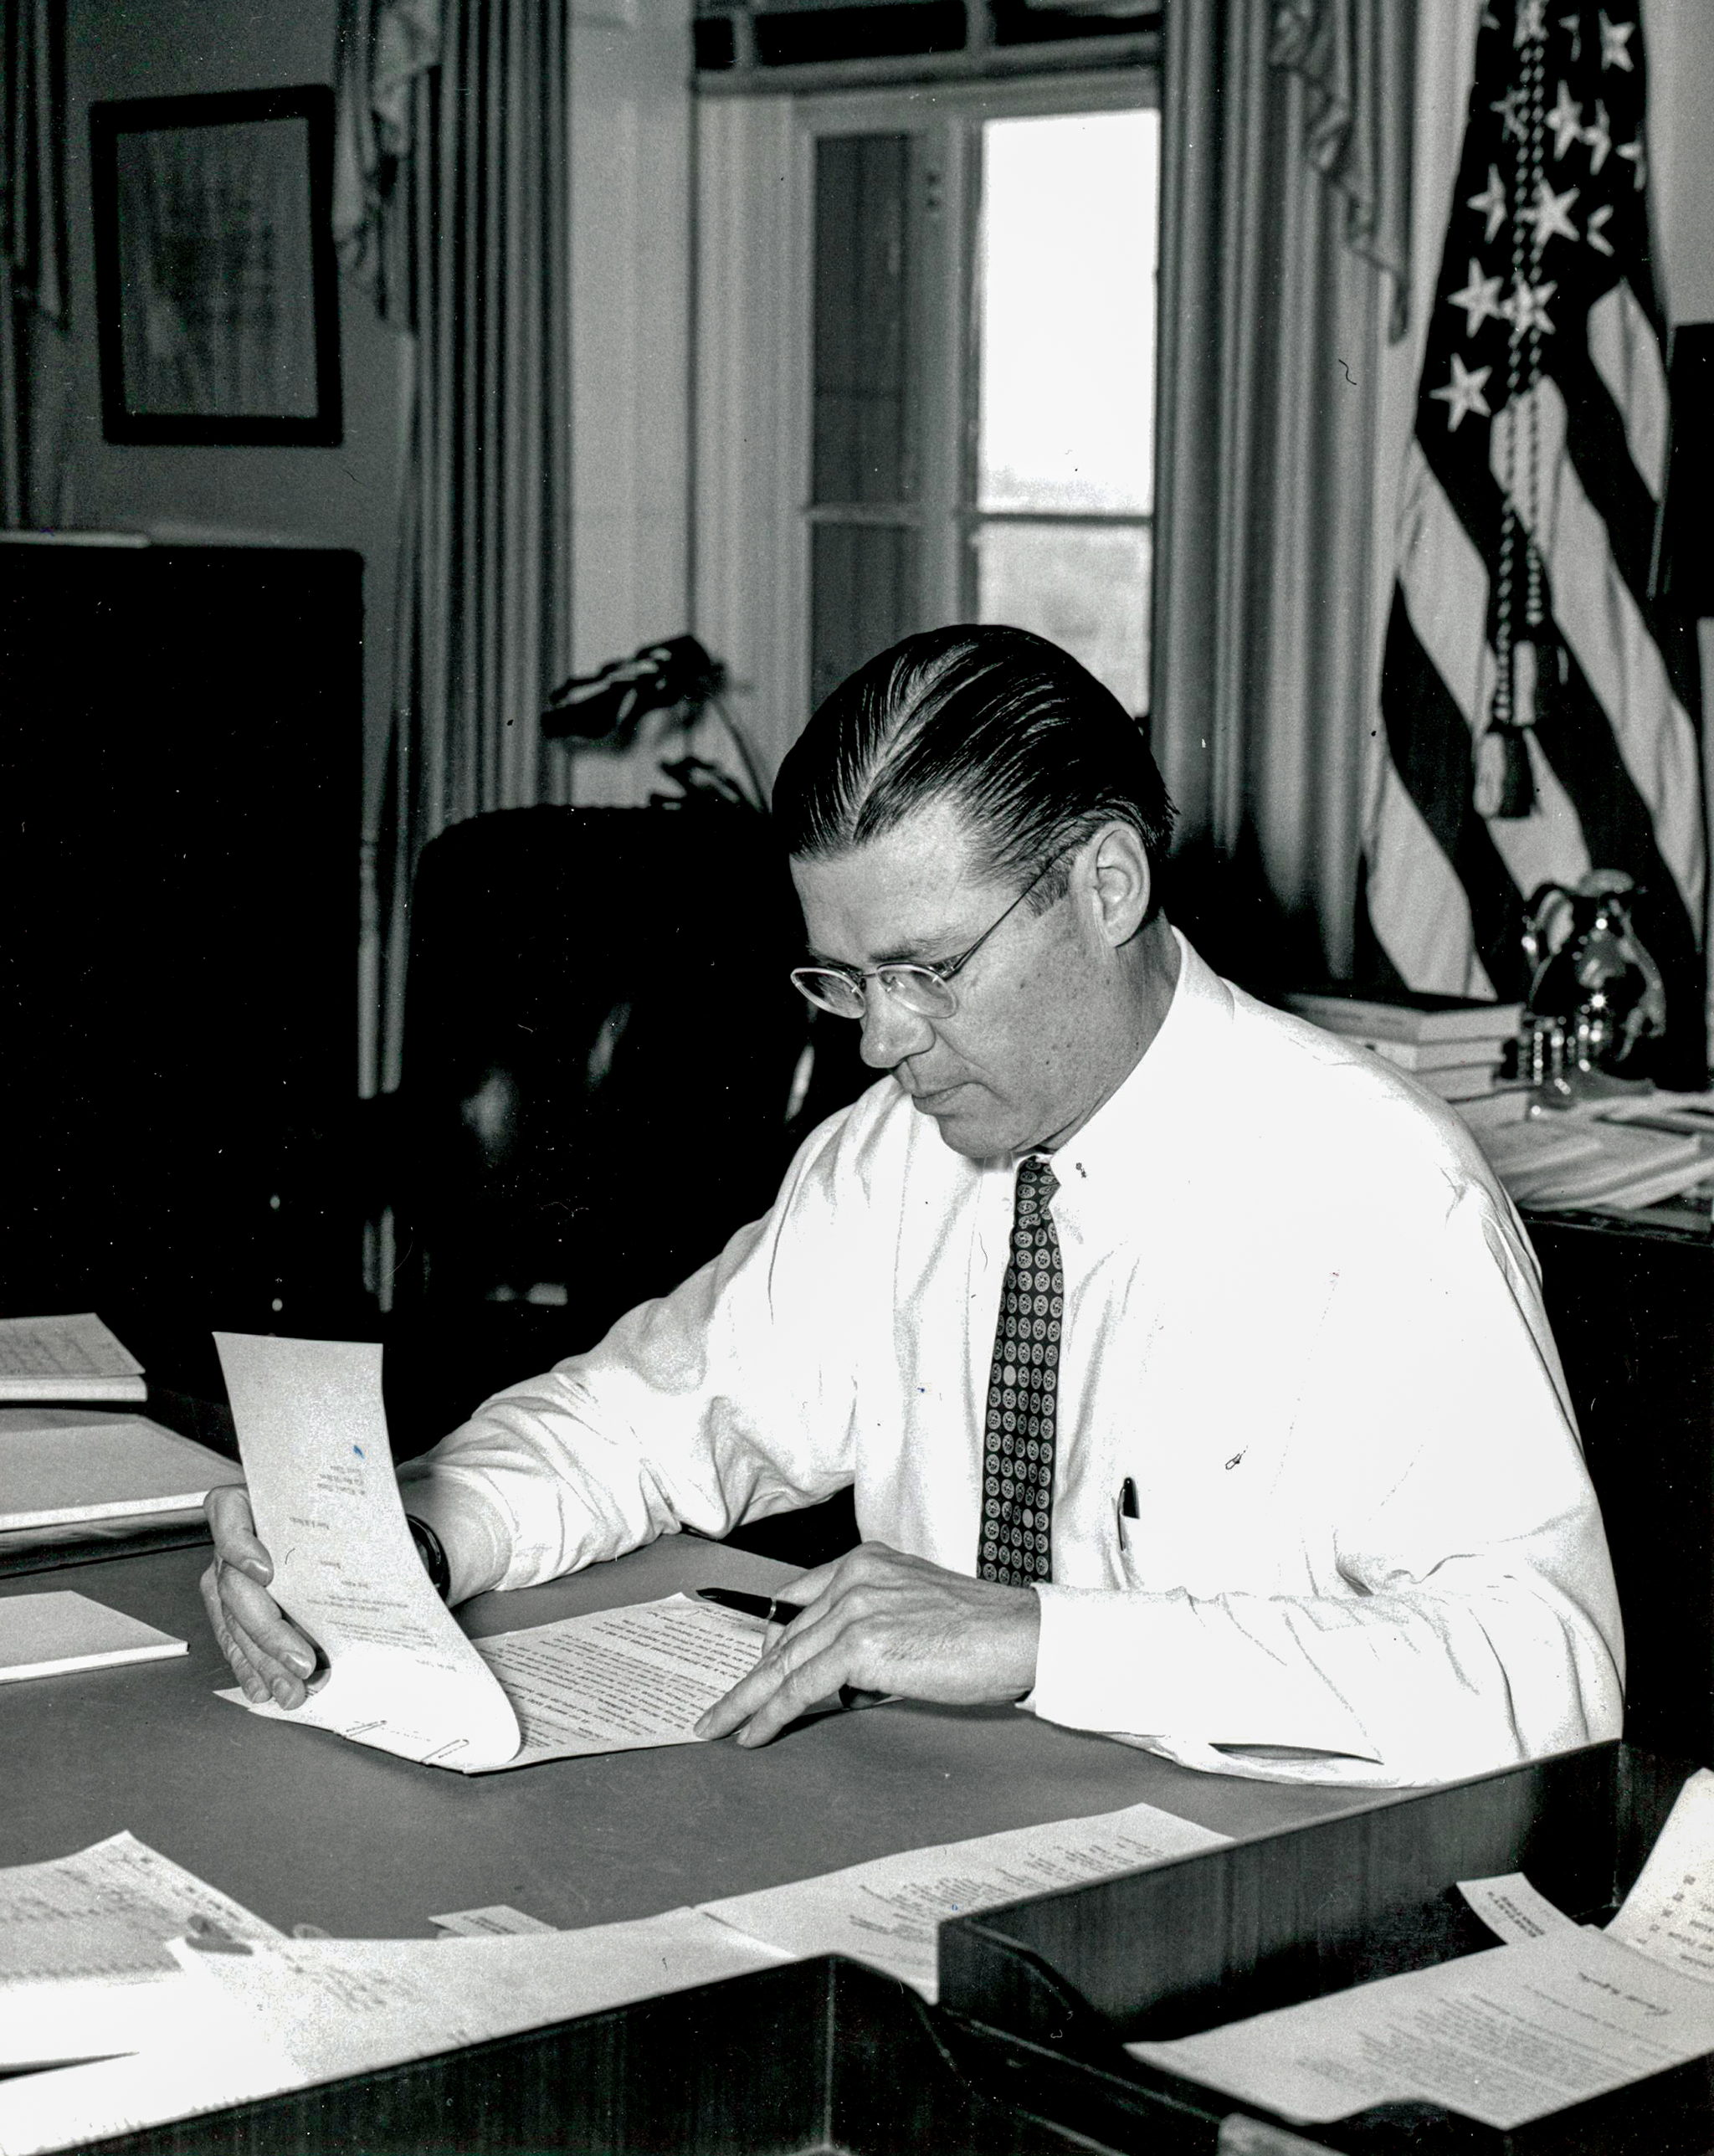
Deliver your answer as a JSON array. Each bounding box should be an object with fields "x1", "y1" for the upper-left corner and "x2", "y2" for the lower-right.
[{"x1": 791, "y1": 851, "x2": 1067, "y2": 1022}]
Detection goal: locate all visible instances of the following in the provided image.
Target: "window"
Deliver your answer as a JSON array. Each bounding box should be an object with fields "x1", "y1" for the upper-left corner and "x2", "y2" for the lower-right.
[
  {"x1": 691, "y1": 72, "x2": 1160, "y2": 778},
  {"x1": 805, "y1": 90, "x2": 1158, "y2": 714}
]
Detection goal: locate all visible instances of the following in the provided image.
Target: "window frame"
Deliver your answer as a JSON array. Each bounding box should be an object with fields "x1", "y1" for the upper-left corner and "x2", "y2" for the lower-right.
[{"x1": 690, "y1": 66, "x2": 1160, "y2": 784}]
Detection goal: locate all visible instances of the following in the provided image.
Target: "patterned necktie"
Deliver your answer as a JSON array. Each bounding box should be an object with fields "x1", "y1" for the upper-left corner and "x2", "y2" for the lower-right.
[{"x1": 978, "y1": 1155, "x2": 1062, "y2": 1586}]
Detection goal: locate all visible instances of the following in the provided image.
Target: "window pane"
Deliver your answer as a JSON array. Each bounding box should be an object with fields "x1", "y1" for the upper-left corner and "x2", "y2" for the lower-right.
[
  {"x1": 811, "y1": 522, "x2": 920, "y2": 707},
  {"x1": 813, "y1": 135, "x2": 913, "y2": 507},
  {"x1": 977, "y1": 111, "x2": 1158, "y2": 514},
  {"x1": 972, "y1": 521, "x2": 1151, "y2": 713}
]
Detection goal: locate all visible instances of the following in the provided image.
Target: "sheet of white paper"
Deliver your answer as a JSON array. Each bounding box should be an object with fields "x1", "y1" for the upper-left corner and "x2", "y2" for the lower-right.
[
  {"x1": 0, "y1": 1978, "x2": 206, "y2": 2073},
  {"x1": 0, "y1": 1833, "x2": 280, "y2": 2074},
  {"x1": 1457, "y1": 1871, "x2": 1578, "y2": 1944},
  {"x1": 219, "y1": 1592, "x2": 767, "y2": 1772},
  {"x1": 0, "y1": 1910, "x2": 790, "y2": 2156},
  {"x1": 429, "y1": 1906, "x2": 556, "y2": 1937},
  {"x1": 0, "y1": 1414, "x2": 238, "y2": 1532},
  {"x1": 0, "y1": 2021, "x2": 280, "y2": 2156},
  {"x1": 700, "y1": 1799, "x2": 1230, "y2": 2002},
  {"x1": 0, "y1": 1831, "x2": 280, "y2": 1987},
  {"x1": 0, "y1": 1316, "x2": 143, "y2": 1400},
  {"x1": 164, "y1": 1907, "x2": 790, "y2": 2083},
  {"x1": 214, "y1": 1332, "x2": 522, "y2": 1771},
  {"x1": 0, "y1": 1592, "x2": 185, "y2": 1683},
  {"x1": 470, "y1": 1594, "x2": 767, "y2": 1768},
  {"x1": 1607, "y1": 1767, "x2": 1714, "y2": 1983},
  {"x1": 1128, "y1": 1927, "x2": 1714, "y2": 2132}
]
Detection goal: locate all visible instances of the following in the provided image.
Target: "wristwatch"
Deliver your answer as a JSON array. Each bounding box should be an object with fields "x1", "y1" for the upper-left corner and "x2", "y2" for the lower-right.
[{"x1": 405, "y1": 1514, "x2": 452, "y2": 1601}]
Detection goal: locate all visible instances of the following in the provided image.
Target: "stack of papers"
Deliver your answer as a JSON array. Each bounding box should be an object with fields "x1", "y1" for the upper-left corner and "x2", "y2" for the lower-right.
[
  {"x1": 1471, "y1": 1115, "x2": 1713, "y2": 1211},
  {"x1": 0, "y1": 1414, "x2": 240, "y2": 1537},
  {"x1": 0, "y1": 1594, "x2": 185, "y2": 1684},
  {"x1": 1129, "y1": 1769, "x2": 1714, "y2": 2136},
  {"x1": 0, "y1": 1317, "x2": 145, "y2": 1406},
  {"x1": 0, "y1": 1788, "x2": 1229, "y2": 2153}
]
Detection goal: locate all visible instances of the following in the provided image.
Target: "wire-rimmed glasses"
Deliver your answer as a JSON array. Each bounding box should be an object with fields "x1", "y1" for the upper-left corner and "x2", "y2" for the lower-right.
[{"x1": 790, "y1": 851, "x2": 1067, "y2": 1021}]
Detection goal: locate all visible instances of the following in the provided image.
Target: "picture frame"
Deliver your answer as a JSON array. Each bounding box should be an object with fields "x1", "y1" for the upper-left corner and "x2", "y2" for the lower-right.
[{"x1": 90, "y1": 86, "x2": 342, "y2": 447}]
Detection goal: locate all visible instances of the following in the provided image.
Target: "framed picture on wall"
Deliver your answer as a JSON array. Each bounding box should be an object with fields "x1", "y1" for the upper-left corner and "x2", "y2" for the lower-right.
[{"x1": 90, "y1": 86, "x2": 342, "y2": 447}]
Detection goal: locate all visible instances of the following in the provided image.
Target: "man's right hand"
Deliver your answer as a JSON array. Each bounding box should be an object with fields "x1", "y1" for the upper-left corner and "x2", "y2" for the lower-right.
[{"x1": 199, "y1": 1485, "x2": 321, "y2": 1711}]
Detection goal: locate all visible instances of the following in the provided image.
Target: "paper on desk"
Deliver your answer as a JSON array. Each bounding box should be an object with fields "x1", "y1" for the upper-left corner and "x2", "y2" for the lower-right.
[
  {"x1": 1456, "y1": 1871, "x2": 1578, "y2": 1944},
  {"x1": 1607, "y1": 1767, "x2": 1714, "y2": 1983},
  {"x1": 222, "y1": 1590, "x2": 769, "y2": 1772},
  {"x1": 429, "y1": 1905, "x2": 556, "y2": 1937},
  {"x1": 1127, "y1": 1925, "x2": 1714, "y2": 2132},
  {"x1": 216, "y1": 1332, "x2": 525, "y2": 1770},
  {"x1": 218, "y1": 1334, "x2": 772, "y2": 1772},
  {"x1": 0, "y1": 1832, "x2": 280, "y2": 2071},
  {"x1": 471, "y1": 1594, "x2": 767, "y2": 1768},
  {"x1": 700, "y1": 1799, "x2": 1229, "y2": 2002},
  {"x1": 0, "y1": 1909, "x2": 792, "y2": 2156}
]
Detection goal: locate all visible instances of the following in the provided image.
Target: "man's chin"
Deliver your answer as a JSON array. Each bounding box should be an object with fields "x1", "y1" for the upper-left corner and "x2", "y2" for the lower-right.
[{"x1": 909, "y1": 1085, "x2": 1014, "y2": 1159}]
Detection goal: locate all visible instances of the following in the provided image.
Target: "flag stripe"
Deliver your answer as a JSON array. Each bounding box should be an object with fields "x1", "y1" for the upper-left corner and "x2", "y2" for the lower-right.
[
  {"x1": 1497, "y1": 376, "x2": 1703, "y2": 917},
  {"x1": 1365, "y1": 752, "x2": 1498, "y2": 998},
  {"x1": 1547, "y1": 336, "x2": 1701, "y2": 719},
  {"x1": 1587, "y1": 280, "x2": 1668, "y2": 501},
  {"x1": 1378, "y1": 593, "x2": 1532, "y2": 997},
  {"x1": 1396, "y1": 444, "x2": 1596, "y2": 906}
]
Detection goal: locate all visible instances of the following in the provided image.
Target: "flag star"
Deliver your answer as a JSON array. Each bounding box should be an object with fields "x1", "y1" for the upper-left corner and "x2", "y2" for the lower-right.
[
  {"x1": 1599, "y1": 11, "x2": 1634, "y2": 69},
  {"x1": 1558, "y1": 11, "x2": 1581, "y2": 62},
  {"x1": 1586, "y1": 202, "x2": 1615, "y2": 255},
  {"x1": 1527, "y1": 179, "x2": 1580, "y2": 249},
  {"x1": 1469, "y1": 164, "x2": 1509, "y2": 241},
  {"x1": 1514, "y1": 0, "x2": 1547, "y2": 43},
  {"x1": 1491, "y1": 88, "x2": 1525, "y2": 141},
  {"x1": 1507, "y1": 277, "x2": 1557, "y2": 336},
  {"x1": 1583, "y1": 99, "x2": 1612, "y2": 172},
  {"x1": 1432, "y1": 354, "x2": 1493, "y2": 432},
  {"x1": 1481, "y1": 2, "x2": 1501, "y2": 24},
  {"x1": 1448, "y1": 259, "x2": 1506, "y2": 337},
  {"x1": 1617, "y1": 134, "x2": 1646, "y2": 188},
  {"x1": 1546, "y1": 81, "x2": 1583, "y2": 158}
]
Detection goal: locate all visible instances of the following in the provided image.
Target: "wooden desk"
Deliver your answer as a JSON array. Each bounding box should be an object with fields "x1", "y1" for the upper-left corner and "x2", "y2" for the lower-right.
[
  {"x1": 0, "y1": 1536, "x2": 1385, "y2": 1943},
  {"x1": 1527, "y1": 1209, "x2": 1714, "y2": 1767}
]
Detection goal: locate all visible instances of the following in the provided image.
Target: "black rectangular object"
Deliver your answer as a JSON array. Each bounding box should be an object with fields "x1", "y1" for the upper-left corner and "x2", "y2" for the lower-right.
[{"x1": 0, "y1": 540, "x2": 357, "y2": 1342}]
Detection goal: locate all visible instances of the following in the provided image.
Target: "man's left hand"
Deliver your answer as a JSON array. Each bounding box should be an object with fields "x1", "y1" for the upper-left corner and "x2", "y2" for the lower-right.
[{"x1": 694, "y1": 1542, "x2": 1040, "y2": 1748}]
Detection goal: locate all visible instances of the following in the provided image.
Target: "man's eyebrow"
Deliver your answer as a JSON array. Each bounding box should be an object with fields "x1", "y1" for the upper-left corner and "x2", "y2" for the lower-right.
[{"x1": 804, "y1": 934, "x2": 950, "y2": 968}]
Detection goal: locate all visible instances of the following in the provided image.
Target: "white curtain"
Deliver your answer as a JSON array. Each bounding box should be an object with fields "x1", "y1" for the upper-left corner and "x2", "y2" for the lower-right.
[
  {"x1": 1150, "y1": 0, "x2": 1418, "y2": 986},
  {"x1": 336, "y1": 0, "x2": 572, "y2": 1100},
  {"x1": 0, "y1": 0, "x2": 67, "y2": 528}
]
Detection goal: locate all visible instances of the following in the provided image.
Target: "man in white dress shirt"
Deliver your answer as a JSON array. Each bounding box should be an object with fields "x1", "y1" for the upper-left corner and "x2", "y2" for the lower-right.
[{"x1": 204, "y1": 625, "x2": 1623, "y2": 1786}]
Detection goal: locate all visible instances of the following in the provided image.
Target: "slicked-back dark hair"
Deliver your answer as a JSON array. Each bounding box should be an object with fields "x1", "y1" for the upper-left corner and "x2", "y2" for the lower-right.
[{"x1": 773, "y1": 625, "x2": 1175, "y2": 916}]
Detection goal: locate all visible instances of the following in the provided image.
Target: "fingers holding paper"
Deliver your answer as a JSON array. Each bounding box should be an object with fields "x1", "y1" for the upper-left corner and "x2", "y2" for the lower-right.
[
  {"x1": 199, "y1": 1484, "x2": 321, "y2": 1712},
  {"x1": 694, "y1": 1542, "x2": 1040, "y2": 1749}
]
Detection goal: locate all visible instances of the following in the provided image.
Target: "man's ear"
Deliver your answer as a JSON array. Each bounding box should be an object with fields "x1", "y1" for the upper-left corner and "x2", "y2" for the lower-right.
[{"x1": 1085, "y1": 823, "x2": 1152, "y2": 947}]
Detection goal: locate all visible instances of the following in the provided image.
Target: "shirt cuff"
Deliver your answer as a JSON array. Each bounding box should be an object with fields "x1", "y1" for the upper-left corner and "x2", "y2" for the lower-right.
[
  {"x1": 395, "y1": 1462, "x2": 513, "y2": 1606},
  {"x1": 1024, "y1": 1582, "x2": 1377, "y2": 1760}
]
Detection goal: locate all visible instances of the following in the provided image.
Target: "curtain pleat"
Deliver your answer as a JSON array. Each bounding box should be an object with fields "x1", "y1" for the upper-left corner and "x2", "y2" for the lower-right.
[
  {"x1": 343, "y1": 0, "x2": 572, "y2": 1096},
  {"x1": 1152, "y1": 0, "x2": 1414, "y2": 987},
  {"x1": 0, "y1": 0, "x2": 68, "y2": 530}
]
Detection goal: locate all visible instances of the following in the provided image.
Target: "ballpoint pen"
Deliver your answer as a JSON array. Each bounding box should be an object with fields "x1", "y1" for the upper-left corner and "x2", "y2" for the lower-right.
[{"x1": 695, "y1": 1587, "x2": 886, "y2": 1711}]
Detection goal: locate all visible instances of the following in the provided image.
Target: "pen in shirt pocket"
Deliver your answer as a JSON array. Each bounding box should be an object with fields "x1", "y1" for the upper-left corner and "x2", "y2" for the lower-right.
[{"x1": 1116, "y1": 1476, "x2": 1140, "y2": 1552}]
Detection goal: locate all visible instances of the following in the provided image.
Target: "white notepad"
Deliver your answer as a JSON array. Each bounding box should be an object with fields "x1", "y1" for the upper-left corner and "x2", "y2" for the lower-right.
[
  {"x1": 0, "y1": 1315, "x2": 146, "y2": 1404},
  {"x1": 0, "y1": 1413, "x2": 240, "y2": 1532},
  {"x1": 0, "y1": 1592, "x2": 186, "y2": 1683}
]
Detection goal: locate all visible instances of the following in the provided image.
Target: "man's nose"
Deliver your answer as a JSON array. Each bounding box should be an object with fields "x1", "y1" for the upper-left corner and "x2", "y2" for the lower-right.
[{"x1": 859, "y1": 983, "x2": 934, "y2": 1070}]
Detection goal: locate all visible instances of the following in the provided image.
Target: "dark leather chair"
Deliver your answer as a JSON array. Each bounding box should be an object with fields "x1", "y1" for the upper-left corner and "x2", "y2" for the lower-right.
[{"x1": 376, "y1": 800, "x2": 868, "y2": 1532}]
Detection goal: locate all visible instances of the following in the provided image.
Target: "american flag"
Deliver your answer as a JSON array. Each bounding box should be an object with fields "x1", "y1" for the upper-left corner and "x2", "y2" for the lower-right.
[{"x1": 1362, "y1": 0, "x2": 1704, "y2": 1080}]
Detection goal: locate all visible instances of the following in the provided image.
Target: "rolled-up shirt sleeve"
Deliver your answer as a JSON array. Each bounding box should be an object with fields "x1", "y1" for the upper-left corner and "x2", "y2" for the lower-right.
[
  {"x1": 1026, "y1": 1181, "x2": 1625, "y2": 1787},
  {"x1": 398, "y1": 1116, "x2": 865, "y2": 1603}
]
